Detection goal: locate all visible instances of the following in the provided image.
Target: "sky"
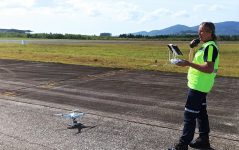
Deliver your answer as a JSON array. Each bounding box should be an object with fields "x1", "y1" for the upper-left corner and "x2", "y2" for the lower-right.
[{"x1": 0, "y1": 0, "x2": 238, "y2": 35}]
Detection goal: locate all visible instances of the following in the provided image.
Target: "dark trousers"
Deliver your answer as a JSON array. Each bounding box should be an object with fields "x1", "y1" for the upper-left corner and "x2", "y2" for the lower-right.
[{"x1": 179, "y1": 89, "x2": 210, "y2": 145}]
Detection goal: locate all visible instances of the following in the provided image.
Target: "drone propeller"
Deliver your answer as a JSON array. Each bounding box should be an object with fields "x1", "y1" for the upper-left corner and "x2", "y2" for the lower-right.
[
  {"x1": 54, "y1": 108, "x2": 81, "y2": 115},
  {"x1": 54, "y1": 113, "x2": 64, "y2": 116},
  {"x1": 72, "y1": 109, "x2": 80, "y2": 112},
  {"x1": 54, "y1": 109, "x2": 85, "y2": 119}
]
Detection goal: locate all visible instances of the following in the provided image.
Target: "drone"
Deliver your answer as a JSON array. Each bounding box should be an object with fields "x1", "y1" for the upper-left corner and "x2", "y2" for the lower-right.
[{"x1": 55, "y1": 109, "x2": 85, "y2": 130}]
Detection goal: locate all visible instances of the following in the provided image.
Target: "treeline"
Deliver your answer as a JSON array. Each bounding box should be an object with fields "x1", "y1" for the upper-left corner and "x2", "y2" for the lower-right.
[
  {"x1": 118, "y1": 34, "x2": 239, "y2": 41},
  {"x1": 0, "y1": 32, "x2": 239, "y2": 41},
  {"x1": 118, "y1": 34, "x2": 199, "y2": 41},
  {"x1": 0, "y1": 32, "x2": 28, "y2": 38},
  {"x1": 27, "y1": 33, "x2": 99, "y2": 40}
]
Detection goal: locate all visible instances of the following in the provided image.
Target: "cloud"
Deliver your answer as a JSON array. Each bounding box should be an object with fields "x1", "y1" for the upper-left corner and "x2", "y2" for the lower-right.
[
  {"x1": 63, "y1": 0, "x2": 142, "y2": 22},
  {"x1": 0, "y1": 1, "x2": 195, "y2": 24},
  {"x1": 172, "y1": 10, "x2": 189, "y2": 18},
  {"x1": 138, "y1": 8, "x2": 171, "y2": 23},
  {"x1": 1, "y1": 0, "x2": 233, "y2": 35},
  {"x1": 0, "y1": 0, "x2": 35, "y2": 8},
  {"x1": 0, "y1": 8, "x2": 28, "y2": 16},
  {"x1": 193, "y1": 4, "x2": 225, "y2": 12},
  {"x1": 209, "y1": 4, "x2": 225, "y2": 11},
  {"x1": 193, "y1": 4, "x2": 205, "y2": 12},
  {"x1": 64, "y1": 1, "x2": 187, "y2": 23}
]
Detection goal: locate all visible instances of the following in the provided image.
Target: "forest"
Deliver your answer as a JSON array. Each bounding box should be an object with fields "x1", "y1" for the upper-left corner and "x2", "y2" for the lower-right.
[{"x1": 0, "y1": 32, "x2": 238, "y2": 41}]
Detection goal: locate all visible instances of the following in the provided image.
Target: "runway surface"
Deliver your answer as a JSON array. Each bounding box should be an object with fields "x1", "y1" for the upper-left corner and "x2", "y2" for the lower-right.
[{"x1": 0, "y1": 59, "x2": 238, "y2": 150}]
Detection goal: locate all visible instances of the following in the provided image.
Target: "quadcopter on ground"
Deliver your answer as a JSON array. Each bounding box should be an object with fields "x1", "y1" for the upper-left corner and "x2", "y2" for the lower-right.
[{"x1": 55, "y1": 109, "x2": 85, "y2": 129}]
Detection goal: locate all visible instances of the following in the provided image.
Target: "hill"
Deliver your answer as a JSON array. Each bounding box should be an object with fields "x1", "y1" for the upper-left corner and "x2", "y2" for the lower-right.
[{"x1": 132, "y1": 21, "x2": 239, "y2": 36}]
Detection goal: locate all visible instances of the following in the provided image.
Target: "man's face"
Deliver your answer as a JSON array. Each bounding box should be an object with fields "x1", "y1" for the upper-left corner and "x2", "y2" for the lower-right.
[{"x1": 198, "y1": 25, "x2": 212, "y2": 42}]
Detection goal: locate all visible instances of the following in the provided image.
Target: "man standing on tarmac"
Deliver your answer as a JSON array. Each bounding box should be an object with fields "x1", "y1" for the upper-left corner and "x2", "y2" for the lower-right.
[{"x1": 168, "y1": 22, "x2": 220, "y2": 150}]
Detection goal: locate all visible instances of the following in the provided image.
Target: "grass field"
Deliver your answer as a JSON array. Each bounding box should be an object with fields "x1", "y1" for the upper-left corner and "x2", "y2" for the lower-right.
[{"x1": 0, "y1": 40, "x2": 238, "y2": 77}]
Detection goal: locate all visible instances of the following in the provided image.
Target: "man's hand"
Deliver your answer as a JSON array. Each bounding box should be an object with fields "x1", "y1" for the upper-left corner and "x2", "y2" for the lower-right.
[
  {"x1": 176, "y1": 60, "x2": 215, "y2": 73},
  {"x1": 175, "y1": 59, "x2": 190, "y2": 67}
]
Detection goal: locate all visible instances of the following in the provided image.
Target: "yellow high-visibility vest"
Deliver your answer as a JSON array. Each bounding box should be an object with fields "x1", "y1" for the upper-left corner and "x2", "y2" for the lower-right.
[{"x1": 187, "y1": 41, "x2": 219, "y2": 93}]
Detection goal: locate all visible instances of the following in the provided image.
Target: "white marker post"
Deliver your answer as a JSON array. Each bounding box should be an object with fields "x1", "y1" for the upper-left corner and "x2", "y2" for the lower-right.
[{"x1": 21, "y1": 40, "x2": 26, "y2": 45}]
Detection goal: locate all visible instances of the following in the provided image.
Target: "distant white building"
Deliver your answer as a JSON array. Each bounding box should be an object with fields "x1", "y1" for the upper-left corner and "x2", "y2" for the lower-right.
[{"x1": 100, "y1": 33, "x2": 112, "y2": 37}]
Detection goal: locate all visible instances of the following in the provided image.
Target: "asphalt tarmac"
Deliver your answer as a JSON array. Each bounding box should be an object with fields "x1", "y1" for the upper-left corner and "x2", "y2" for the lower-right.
[{"x1": 0, "y1": 59, "x2": 238, "y2": 150}]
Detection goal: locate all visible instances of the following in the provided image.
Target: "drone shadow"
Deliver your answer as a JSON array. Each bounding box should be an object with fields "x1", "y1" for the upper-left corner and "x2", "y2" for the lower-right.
[
  {"x1": 67, "y1": 123, "x2": 97, "y2": 134},
  {"x1": 195, "y1": 148, "x2": 215, "y2": 150}
]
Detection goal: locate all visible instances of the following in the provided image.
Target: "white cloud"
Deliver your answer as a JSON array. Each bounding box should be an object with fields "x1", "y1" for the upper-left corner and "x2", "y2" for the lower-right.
[
  {"x1": 172, "y1": 10, "x2": 189, "y2": 18},
  {"x1": 0, "y1": 6, "x2": 55, "y2": 17},
  {"x1": 193, "y1": 4, "x2": 225, "y2": 12},
  {"x1": 0, "y1": 0, "x2": 36, "y2": 8},
  {"x1": 64, "y1": 0, "x2": 142, "y2": 22},
  {"x1": 0, "y1": 8, "x2": 27, "y2": 16},
  {"x1": 209, "y1": 4, "x2": 225, "y2": 11},
  {"x1": 0, "y1": 0, "x2": 237, "y2": 34},
  {"x1": 193, "y1": 4, "x2": 206, "y2": 12},
  {"x1": 138, "y1": 8, "x2": 171, "y2": 23},
  {"x1": 63, "y1": 1, "x2": 188, "y2": 23}
]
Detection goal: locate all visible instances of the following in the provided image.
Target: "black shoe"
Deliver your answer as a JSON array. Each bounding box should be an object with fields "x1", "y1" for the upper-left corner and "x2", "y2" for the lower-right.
[
  {"x1": 168, "y1": 143, "x2": 188, "y2": 150},
  {"x1": 189, "y1": 136, "x2": 210, "y2": 149}
]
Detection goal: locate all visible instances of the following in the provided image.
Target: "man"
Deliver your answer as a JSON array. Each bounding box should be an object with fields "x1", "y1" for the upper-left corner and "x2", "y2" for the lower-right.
[{"x1": 168, "y1": 22, "x2": 219, "y2": 150}]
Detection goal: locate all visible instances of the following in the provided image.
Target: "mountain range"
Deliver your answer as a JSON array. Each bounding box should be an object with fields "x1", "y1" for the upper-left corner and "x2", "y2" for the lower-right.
[
  {"x1": 1, "y1": 21, "x2": 238, "y2": 36},
  {"x1": 132, "y1": 21, "x2": 239, "y2": 36}
]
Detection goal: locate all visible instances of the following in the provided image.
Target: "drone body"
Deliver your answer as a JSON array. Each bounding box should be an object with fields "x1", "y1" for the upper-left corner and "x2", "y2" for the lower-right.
[{"x1": 55, "y1": 110, "x2": 85, "y2": 128}]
